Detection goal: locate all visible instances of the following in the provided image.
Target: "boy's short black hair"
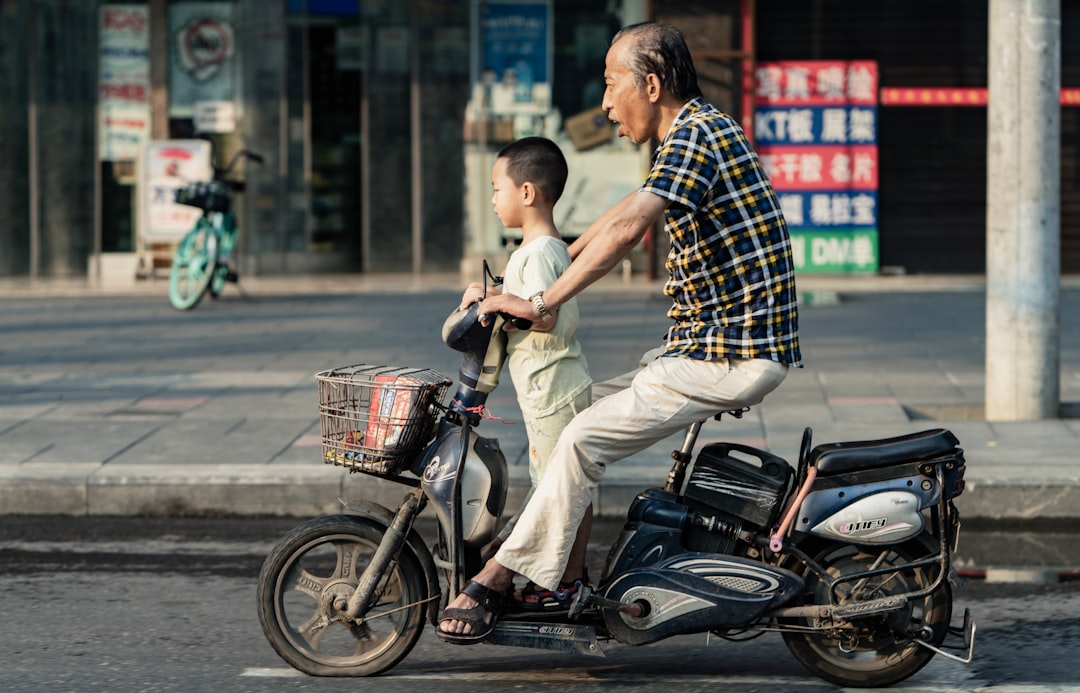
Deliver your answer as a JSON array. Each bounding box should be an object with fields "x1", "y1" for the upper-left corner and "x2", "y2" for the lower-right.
[{"x1": 496, "y1": 136, "x2": 568, "y2": 205}]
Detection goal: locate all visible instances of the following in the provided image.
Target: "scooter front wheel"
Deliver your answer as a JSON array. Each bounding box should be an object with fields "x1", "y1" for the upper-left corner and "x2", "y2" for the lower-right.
[{"x1": 257, "y1": 515, "x2": 429, "y2": 676}]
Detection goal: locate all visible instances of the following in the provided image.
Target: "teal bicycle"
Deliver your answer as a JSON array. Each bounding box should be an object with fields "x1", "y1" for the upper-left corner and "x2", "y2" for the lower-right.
[{"x1": 169, "y1": 148, "x2": 263, "y2": 311}]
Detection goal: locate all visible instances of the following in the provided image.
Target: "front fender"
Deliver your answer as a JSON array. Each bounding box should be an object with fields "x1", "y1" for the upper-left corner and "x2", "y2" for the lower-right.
[{"x1": 340, "y1": 498, "x2": 443, "y2": 625}]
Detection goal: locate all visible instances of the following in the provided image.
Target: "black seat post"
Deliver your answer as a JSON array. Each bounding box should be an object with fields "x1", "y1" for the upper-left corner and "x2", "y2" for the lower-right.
[{"x1": 665, "y1": 421, "x2": 704, "y2": 493}]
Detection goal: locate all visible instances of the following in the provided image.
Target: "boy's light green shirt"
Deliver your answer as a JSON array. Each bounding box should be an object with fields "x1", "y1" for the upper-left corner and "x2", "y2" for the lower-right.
[{"x1": 503, "y1": 236, "x2": 591, "y2": 418}]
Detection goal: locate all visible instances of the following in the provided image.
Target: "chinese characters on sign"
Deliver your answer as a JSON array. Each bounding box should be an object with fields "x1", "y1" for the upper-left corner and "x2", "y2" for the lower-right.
[
  {"x1": 99, "y1": 5, "x2": 151, "y2": 161},
  {"x1": 139, "y1": 140, "x2": 213, "y2": 242},
  {"x1": 755, "y1": 61, "x2": 879, "y2": 274}
]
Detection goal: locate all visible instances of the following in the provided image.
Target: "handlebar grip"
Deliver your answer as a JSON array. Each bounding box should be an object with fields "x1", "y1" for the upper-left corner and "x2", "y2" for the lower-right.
[
  {"x1": 503, "y1": 314, "x2": 533, "y2": 331},
  {"x1": 478, "y1": 312, "x2": 533, "y2": 331}
]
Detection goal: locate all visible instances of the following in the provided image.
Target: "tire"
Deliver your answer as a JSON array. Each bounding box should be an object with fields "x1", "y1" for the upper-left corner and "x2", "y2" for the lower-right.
[
  {"x1": 780, "y1": 537, "x2": 952, "y2": 688},
  {"x1": 168, "y1": 218, "x2": 216, "y2": 310},
  {"x1": 256, "y1": 515, "x2": 429, "y2": 676},
  {"x1": 208, "y1": 217, "x2": 236, "y2": 299}
]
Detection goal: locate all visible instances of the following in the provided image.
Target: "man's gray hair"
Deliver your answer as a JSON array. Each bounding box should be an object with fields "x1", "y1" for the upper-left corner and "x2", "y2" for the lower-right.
[{"x1": 611, "y1": 22, "x2": 703, "y2": 101}]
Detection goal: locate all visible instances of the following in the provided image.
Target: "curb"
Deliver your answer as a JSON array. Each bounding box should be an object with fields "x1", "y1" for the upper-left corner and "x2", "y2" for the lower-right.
[{"x1": 959, "y1": 569, "x2": 1080, "y2": 584}]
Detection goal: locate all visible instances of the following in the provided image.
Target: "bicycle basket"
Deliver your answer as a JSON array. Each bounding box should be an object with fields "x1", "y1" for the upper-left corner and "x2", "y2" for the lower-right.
[
  {"x1": 175, "y1": 180, "x2": 231, "y2": 213},
  {"x1": 317, "y1": 364, "x2": 450, "y2": 476}
]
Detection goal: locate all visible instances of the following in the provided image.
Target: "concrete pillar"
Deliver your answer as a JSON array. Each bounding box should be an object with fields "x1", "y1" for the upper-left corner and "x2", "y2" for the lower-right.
[{"x1": 985, "y1": 0, "x2": 1061, "y2": 421}]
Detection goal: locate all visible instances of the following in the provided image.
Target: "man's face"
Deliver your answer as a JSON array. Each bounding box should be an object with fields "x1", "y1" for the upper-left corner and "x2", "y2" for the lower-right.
[{"x1": 602, "y1": 37, "x2": 657, "y2": 144}]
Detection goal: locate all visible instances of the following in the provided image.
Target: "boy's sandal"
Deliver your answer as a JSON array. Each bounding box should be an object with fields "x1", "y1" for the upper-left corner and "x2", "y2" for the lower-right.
[
  {"x1": 436, "y1": 579, "x2": 505, "y2": 644},
  {"x1": 517, "y1": 576, "x2": 590, "y2": 611}
]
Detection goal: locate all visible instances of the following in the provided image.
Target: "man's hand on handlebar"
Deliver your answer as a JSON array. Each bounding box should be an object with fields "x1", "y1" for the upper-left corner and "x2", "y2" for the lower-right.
[{"x1": 478, "y1": 293, "x2": 538, "y2": 332}]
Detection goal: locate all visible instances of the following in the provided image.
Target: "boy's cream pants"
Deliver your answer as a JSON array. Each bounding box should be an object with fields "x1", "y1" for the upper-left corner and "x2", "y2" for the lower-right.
[{"x1": 495, "y1": 348, "x2": 789, "y2": 590}]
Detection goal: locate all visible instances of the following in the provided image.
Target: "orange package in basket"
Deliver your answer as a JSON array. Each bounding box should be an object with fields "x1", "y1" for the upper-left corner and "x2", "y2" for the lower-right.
[{"x1": 366, "y1": 374, "x2": 423, "y2": 452}]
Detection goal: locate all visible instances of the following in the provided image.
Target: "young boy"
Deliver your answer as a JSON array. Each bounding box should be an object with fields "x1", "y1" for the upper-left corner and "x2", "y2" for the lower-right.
[{"x1": 458, "y1": 136, "x2": 593, "y2": 609}]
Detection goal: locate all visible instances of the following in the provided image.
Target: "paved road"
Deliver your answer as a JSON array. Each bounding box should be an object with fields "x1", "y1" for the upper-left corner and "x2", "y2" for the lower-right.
[
  {"x1": 1, "y1": 276, "x2": 1079, "y2": 531},
  {"x1": 2, "y1": 515, "x2": 1080, "y2": 692}
]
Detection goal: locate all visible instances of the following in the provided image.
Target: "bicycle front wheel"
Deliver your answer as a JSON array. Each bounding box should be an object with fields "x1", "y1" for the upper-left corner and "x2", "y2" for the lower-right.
[{"x1": 169, "y1": 218, "x2": 216, "y2": 310}]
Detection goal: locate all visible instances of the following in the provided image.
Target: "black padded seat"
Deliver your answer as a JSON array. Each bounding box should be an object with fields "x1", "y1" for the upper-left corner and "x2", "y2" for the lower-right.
[{"x1": 810, "y1": 428, "x2": 960, "y2": 476}]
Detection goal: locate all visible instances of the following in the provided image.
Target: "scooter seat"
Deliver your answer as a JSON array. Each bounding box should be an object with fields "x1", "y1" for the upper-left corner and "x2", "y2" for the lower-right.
[{"x1": 810, "y1": 428, "x2": 960, "y2": 476}]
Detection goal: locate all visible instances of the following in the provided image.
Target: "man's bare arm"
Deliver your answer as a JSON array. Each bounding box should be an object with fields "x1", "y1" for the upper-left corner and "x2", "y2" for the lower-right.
[
  {"x1": 480, "y1": 191, "x2": 668, "y2": 325},
  {"x1": 566, "y1": 191, "x2": 637, "y2": 260}
]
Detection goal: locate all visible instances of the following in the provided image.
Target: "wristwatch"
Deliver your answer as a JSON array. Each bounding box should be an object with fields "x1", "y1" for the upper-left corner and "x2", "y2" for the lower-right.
[{"x1": 529, "y1": 291, "x2": 552, "y2": 322}]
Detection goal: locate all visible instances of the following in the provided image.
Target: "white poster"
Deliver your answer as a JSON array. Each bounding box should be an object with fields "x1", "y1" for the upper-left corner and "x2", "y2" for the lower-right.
[
  {"x1": 169, "y1": 2, "x2": 236, "y2": 118},
  {"x1": 139, "y1": 140, "x2": 213, "y2": 242},
  {"x1": 98, "y1": 5, "x2": 151, "y2": 161}
]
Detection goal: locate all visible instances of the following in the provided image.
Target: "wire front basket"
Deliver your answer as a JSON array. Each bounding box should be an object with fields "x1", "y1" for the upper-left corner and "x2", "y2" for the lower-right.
[
  {"x1": 317, "y1": 364, "x2": 450, "y2": 476},
  {"x1": 175, "y1": 180, "x2": 231, "y2": 212}
]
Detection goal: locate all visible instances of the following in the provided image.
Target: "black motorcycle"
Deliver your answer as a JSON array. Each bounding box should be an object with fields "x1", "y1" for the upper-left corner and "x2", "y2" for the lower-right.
[{"x1": 257, "y1": 294, "x2": 975, "y2": 687}]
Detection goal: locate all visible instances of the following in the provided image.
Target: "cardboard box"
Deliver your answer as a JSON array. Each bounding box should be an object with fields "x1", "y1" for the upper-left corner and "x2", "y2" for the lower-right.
[
  {"x1": 565, "y1": 106, "x2": 613, "y2": 151},
  {"x1": 464, "y1": 117, "x2": 516, "y2": 144}
]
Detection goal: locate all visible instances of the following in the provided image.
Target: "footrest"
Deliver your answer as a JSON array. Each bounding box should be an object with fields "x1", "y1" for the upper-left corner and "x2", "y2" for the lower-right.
[
  {"x1": 831, "y1": 594, "x2": 908, "y2": 620},
  {"x1": 487, "y1": 621, "x2": 604, "y2": 657}
]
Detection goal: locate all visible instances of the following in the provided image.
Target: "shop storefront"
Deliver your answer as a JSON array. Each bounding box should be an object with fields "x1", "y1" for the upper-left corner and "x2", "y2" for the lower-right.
[
  {"x1": 0, "y1": 0, "x2": 650, "y2": 283},
  {"x1": 1, "y1": 0, "x2": 1076, "y2": 282}
]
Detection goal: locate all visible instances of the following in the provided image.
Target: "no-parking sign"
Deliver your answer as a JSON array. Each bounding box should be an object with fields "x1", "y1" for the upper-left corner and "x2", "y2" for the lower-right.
[{"x1": 168, "y1": 3, "x2": 235, "y2": 118}]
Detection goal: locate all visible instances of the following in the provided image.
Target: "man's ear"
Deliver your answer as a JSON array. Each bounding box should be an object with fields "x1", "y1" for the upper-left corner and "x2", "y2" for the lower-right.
[{"x1": 645, "y1": 73, "x2": 663, "y2": 103}]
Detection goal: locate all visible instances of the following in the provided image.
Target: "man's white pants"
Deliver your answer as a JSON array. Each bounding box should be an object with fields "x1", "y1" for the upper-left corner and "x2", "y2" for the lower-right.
[{"x1": 495, "y1": 349, "x2": 789, "y2": 589}]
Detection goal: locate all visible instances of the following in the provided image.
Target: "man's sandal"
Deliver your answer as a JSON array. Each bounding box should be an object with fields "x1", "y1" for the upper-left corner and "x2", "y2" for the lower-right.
[{"x1": 436, "y1": 579, "x2": 505, "y2": 644}]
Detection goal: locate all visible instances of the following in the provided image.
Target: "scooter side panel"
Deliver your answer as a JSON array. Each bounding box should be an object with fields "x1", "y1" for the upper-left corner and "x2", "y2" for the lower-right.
[
  {"x1": 602, "y1": 554, "x2": 803, "y2": 646},
  {"x1": 420, "y1": 426, "x2": 508, "y2": 547},
  {"x1": 798, "y1": 479, "x2": 933, "y2": 544}
]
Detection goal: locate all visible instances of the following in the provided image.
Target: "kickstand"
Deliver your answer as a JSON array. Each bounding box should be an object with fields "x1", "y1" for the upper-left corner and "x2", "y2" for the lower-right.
[{"x1": 232, "y1": 276, "x2": 253, "y2": 301}]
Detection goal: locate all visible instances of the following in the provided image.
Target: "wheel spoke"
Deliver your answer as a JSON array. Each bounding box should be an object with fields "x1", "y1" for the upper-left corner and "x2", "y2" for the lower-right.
[
  {"x1": 379, "y1": 574, "x2": 404, "y2": 602},
  {"x1": 294, "y1": 609, "x2": 338, "y2": 651},
  {"x1": 284, "y1": 563, "x2": 330, "y2": 602},
  {"x1": 334, "y1": 540, "x2": 362, "y2": 581}
]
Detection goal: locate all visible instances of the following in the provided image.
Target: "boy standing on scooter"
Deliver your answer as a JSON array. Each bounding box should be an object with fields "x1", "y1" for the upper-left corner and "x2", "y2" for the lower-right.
[
  {"x1": 438, "y1": 22, "x2": 801, "y2": 643},
  {"x1": 455, "y1": 136, "x2": 595, "y2": 612}
]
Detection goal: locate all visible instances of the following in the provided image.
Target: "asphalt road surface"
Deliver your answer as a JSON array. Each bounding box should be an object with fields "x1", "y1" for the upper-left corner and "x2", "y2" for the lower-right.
[{"x1": 2, "y1": 516, "x2": 1080, "y2": 692}]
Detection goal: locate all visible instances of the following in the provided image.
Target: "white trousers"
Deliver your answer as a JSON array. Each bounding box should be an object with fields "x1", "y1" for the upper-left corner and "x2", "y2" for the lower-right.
[{"x1": 495, "y1": 348, "x2": 789, "y2": 589}]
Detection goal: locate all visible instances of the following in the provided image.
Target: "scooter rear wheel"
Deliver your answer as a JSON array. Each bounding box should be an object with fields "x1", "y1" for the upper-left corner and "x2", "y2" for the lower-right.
[
  {"x1": 780, "y1": 537, "x2": 952, "y2": 687},
  {"x1": 257, "y1": 515, "x2": 428, "y2": 676}
]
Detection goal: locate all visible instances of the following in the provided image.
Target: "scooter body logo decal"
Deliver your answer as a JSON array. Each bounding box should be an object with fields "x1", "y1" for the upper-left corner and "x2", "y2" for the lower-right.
[{"x1": 422, "y1": 455, "x2": 455, "y2": 484}]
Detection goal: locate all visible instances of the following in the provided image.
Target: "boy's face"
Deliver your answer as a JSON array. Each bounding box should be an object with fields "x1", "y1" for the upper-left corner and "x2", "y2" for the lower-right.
[{"x1": 491, "y1": 156, "x2": 526, "y2": 229}]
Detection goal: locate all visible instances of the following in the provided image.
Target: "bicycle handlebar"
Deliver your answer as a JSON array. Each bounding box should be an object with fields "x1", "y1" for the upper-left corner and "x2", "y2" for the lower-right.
[{"x1": 215, "y1": 149, "x2": 265, "y2": 180}]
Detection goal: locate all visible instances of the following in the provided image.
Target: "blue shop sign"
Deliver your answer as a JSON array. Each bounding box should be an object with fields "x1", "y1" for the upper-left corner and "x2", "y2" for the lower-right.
[{"x1": 755, "y1": 106, "x2": 877, "y2": 146}]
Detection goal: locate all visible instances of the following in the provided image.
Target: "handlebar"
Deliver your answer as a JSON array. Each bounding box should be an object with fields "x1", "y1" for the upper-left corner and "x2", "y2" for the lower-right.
[
  {"x1": 213, "y1": 149, "x2": 264, "y2": 181},
  {"x1": 478, "y1": 311, "x2": 532, "y2": 331}
]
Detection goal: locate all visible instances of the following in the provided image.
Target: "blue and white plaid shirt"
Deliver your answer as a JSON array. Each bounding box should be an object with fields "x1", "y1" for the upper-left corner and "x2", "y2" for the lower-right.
[{"x1": 642, "y1": 98, "x2": 802, "y2": 367}]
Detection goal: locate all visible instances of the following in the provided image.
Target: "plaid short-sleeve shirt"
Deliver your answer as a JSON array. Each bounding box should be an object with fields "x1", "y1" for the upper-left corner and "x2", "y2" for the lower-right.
[{"x1": 642, "y1": 98, "x2": 802, "y2": 367}]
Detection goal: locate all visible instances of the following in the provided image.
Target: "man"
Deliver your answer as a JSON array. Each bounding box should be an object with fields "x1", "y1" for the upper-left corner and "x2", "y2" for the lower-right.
[{"x1": 437, "y1": 21, "x2": 802, "y2": 643}]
